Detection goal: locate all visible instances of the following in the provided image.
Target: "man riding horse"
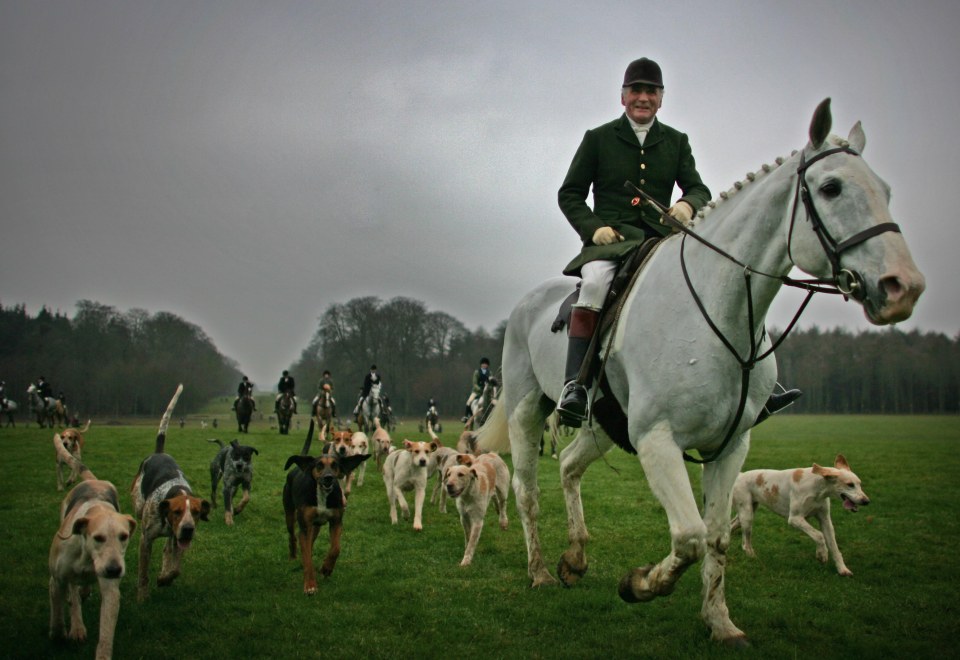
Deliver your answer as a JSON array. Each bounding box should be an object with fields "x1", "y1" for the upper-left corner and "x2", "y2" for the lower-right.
[
  {"x1": 275, "y1": 369, "x2": 297, "y2": 415},
  {"x1": 555, "y1": 57, "x2": 800, "y2": 427}
]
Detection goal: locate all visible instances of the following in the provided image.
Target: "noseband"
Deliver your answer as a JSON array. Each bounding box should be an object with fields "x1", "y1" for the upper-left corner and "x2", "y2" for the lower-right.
[{"x1": 790, "y1": 146, "x2": 902, "y2": 301}]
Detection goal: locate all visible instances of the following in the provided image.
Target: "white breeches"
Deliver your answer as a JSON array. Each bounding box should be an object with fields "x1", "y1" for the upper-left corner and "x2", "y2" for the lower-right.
[{"x1": 577, "y1": 260, "x2": 617, "y2": 311}]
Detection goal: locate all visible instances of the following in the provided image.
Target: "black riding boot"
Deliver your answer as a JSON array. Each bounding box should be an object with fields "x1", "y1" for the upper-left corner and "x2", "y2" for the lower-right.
[
  {"x1": 754, "y1": 386, "x2": 803, "y2": 426},
  {"x1": 556, "y1": 306, "x2": 600, "y2": 428}
]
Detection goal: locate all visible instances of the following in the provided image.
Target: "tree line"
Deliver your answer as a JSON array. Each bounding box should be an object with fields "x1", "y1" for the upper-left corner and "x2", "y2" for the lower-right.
[
  {"x1": 289, "y1": 296, "x2": 505, "y2": 420},
  {"x1": 0, "y1": 301, "x2": 241, "y2": 417},
  {"x1": 2, "y1": 297, "x2": 957, "y2": 419}
]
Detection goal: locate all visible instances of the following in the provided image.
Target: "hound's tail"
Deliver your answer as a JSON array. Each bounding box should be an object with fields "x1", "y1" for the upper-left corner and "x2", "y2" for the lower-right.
[
  {"x1": 155, "y1": 384, "x2": 184, "y2": 454},
  {"x1": 475, "y1": 396, "x2": 509, "y2": 454},
  {"x1": 53, "y1": 433, "x2": 96, "y2": 482},
  {"x1": 207, "y1": 438, "x2": 225, "y2": 448},
  {"x1": 426, "y1": 425, "x2": 442, "y2": 446},
  {"x1": 299, "y1": 418, "x2": 317, "y2": 456},
  {"x1": 79, "y1": 419, "x2": 92, "y2": 433}
]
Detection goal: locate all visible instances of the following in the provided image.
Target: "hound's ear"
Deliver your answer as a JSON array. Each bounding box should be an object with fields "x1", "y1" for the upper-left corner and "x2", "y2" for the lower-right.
[
  {"x1": 812, "y1": 463, "x2": 837, "y2": 480},
  {"x1": 847, "y1": 121, "x2": 865, "y2": 153},
  {"x1": 834, "y1": 454, "x2": 851, "y2": 470},
  {"x1": 470, "y1": 468, "x2": 479, "y2": 480},
  {"x1": 230, "y1": 439, "x2": 240, "y2": 449},
  {"x1": 199, "y1": 500, "x2": 211, "y2": 521},
  {"x1": 125, "y1": 516, "x2": 138, "y2": 534},
  {"x1": 72, "y1": 517, "x2": 90, "y2": 535},
  {"x1": 158, "y1": 500, "x2": 171, "y2": 517},
  {"x1": 284, "y1": 455, "x2": 314, "y2": 472},
  {"x1": 809, "y1": 97, "x2": 832, "y2": 149},
  {"x1": 429, "y1": 442, "x2": 439, "y2": 452}
]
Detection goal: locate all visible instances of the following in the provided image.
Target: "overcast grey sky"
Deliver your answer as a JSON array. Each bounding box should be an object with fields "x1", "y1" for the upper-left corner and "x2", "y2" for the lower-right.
[{"x1": 2, "y1": 0, "x2": 957, "y2": 386}]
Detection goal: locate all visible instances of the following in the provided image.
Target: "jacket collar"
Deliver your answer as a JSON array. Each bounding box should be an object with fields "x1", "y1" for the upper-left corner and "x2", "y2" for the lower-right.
[{"x1": 616, "y1": 113, "x2": 663, "y2": 148}]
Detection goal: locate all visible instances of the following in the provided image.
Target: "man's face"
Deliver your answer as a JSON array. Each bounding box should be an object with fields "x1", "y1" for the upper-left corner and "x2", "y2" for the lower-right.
[{"x1": 621, "y1": 84, "x2": 663, "y2": 124}]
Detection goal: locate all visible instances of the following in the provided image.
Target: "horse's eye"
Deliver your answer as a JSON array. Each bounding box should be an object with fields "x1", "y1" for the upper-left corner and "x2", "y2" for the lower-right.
[{"x1": 820, "y1": 181, "x2": 842, "y2": 198}]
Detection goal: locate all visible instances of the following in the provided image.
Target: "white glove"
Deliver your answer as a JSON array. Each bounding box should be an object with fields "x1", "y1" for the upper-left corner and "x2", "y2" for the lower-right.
[
  {"x1": 666, "y1": 200, "x2": 694, "y2": 227},
  {"x1": 592, "y1": 226, "x2": 623, "y2": 246}
]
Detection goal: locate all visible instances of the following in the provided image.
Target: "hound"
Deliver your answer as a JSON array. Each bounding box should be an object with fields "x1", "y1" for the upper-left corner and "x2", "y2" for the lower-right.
[
  {"x1": 456, "y1": 430, "x2": 479, "y2": 455},
  {"x1": 49, "y1": 433, "x2": 137, "y2": 660},
  {"x1": 382, "y1": 439, "x2": 438, "y2": 531},
  {"x1": 423, "y1": 426, "x2": 457, "y2": 512},
  {"x1": 350, "y1": 431, "x2": 370, "y2": 487},
  {"x1": 371, "y1": 417, "x2": 394, "y2": 472},
  {"x1": 208, "y1": 439, "x2": 259, "y2": 525},
  {"x1": 431, "y1": 446, "x2": 459, "y2": 513},
  {"x1": 325, "y1": 429, "x2": 361, "y2": 495},
  {"x1": 731, "y1": 454, "x2": 871, "y2": 576},
  {"x1": 130, "y1": 385, "x2": 210, "y2": 601},
  {"x1": 56, "y1": 420, "x2": 91, "y2": 491},
  {"x1": 443, "y1": 452, "x2": 510, "y2": 566},
  {"x1": 284, "y1": 421, "x2": 370, "y2": 595}
]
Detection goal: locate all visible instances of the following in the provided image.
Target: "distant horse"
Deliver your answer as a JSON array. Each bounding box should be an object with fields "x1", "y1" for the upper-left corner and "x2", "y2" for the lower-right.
[
  {"x1": 419, "y1": 404, "x2": 441, "y2": 434},
  {"x1": 52, "y1": 399, "x2": 69, "y2": 428},
  {"x1": 1, "y1": 399, "x2": 17, "y2": 427},
  {"x1": 313, "y1": 388, "x2": 335, "y2": 430},
  {"x1": 276, "y1": 391, "x2": 294, "y2": 435},
  {"x1": 357, "y1": 382, "x2": 382, "y2": 433},
  {"x1": 465, "y1": 378, "x2": 499, "y2": 431},
  {"x1": 27, "y1": 384, "x2": 55, "y2": 428},
  {"x1": 477, "y1": 100, "x2": 924, "y2": 645},
  {"x1": 236, "y1": 394, "x2": 255, "y2": 433}
]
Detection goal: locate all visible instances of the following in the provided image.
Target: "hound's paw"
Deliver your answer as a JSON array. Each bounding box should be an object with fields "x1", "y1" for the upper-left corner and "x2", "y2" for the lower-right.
[
  {"x1": 67, "y1": 624, "x2": 88, "y2": 642},
  {"x1": 837, "y1": 567, "x2": 853, "y2": 577}
]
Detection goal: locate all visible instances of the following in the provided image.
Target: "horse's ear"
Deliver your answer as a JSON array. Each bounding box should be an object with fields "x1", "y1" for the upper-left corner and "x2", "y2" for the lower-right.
[
  {"x1": 847, "y1": 120, "x2": 865, "y2": 153},
  {"x1": 809, "y1": 97, "x2": 832, "y2": 149}
]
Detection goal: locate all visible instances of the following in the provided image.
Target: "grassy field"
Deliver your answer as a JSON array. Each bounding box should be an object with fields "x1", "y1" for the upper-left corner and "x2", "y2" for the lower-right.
[{"x1": 1, "y1": 413, "x2": 958, "y2": 659}]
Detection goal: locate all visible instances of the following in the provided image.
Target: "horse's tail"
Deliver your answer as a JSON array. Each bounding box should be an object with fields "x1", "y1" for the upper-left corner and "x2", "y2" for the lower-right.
[
  {"x1": 53, "y1": 433, "x2": 96, "y2": 482},
  {"x1": 155, "y1": 384, "x2": 184, "y2": 454},
  {"x1": 475, "y1": 396, "x2": 509, "y2": 454}
]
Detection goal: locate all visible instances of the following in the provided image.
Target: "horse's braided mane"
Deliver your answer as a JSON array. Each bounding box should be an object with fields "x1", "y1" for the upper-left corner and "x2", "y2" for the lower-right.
[{"x1": 694, "y1": 136, "x2": 852, "y2": 223}]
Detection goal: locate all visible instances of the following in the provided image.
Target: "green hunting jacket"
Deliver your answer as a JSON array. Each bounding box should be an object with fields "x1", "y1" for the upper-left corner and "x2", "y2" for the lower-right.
[{"x1": 559, "y1": 114, "x2": 711, "y2": 276}]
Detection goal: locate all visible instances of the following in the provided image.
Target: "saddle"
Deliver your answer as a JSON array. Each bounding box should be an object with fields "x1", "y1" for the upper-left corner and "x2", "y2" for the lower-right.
[{"x1": 551, "y1": 236, "x2": 664, "y2": 454}]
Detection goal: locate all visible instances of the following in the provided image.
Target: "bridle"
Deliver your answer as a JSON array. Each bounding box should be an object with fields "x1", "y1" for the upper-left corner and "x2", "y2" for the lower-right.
[
  {"x1": 789, "y1": 146, "x2": 901, "y2": 301},
  {"x1": 618, "y1": 147, "x2": 901, "y2": 463}
]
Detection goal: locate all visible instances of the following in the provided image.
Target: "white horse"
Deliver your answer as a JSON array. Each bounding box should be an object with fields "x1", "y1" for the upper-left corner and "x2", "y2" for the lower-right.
[
  {"x1": 1, "y1": 398, "x2": 17, "y2": 427},
  {"x1": 477, "y1": 100, "x2": 924, "y2": 645},
  {"x1": 27, "y1": 384, "x2": 55, "y2": 428},
  {"x1": 359, "y1": 382, "x2": 383, "y2": 433}
]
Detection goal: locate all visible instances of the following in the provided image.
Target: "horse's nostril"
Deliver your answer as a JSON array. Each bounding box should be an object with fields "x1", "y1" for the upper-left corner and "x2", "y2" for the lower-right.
[{"x1": 880, "y1": 275, "x2": 903, "y2": 301}]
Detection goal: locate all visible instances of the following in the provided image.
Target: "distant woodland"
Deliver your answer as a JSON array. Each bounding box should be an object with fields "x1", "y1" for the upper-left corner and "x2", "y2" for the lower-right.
[{"x1": 1, "y1": 298, "x2": 957, "y2": 418}]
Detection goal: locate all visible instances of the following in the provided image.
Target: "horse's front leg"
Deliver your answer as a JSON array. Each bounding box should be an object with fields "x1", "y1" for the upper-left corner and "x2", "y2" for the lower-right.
[
  {"x1": 557, "y1": 426, "x2": 613, "y2": 586},
  {"x1": 620, "y1": 422, "x2": 705, "y2": 602},
  {"x1": 510, "y1": 392, "x2": 556, "y2": 587},
  {"x1": 700, "y1": 433, "x2": 750, "y2": 646}
]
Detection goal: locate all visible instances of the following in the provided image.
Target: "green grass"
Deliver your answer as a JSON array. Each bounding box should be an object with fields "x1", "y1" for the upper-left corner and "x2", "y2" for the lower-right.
[{"x1": 2, "y1": 415, "x2": 958, "y2": 659}]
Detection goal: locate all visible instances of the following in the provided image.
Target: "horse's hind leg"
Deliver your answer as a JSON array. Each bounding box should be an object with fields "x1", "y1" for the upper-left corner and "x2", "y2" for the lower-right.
[
  {"x1": 620, "y1": 422, "x2": 705, "y2": 602},
  {"x1": 700, "y1": 434, "x2": 750, "y2": 646},
  {"x1": 557, "y1": 425, "x2": 613, "y2": 586},
  {"x1": 510, "y1": 390, "x2": 556, "y2": 587}
]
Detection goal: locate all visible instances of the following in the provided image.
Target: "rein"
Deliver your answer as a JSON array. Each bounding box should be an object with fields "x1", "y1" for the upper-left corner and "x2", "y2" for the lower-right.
[{"x1": 621, "y1": 147, "x2": 900, "y2": 463}]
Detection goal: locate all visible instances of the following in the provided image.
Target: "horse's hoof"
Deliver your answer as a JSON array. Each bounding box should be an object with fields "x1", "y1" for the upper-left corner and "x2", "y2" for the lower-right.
[
  {"x1": 531, "y1": 571, "x2": 558, "y2": 588},
  {"x1": 720, "y1": 634, "x2": 750, "y2": 649},
  {"x1": 618, "y1": 564, "x2": 656, "y2": 603},
  {"x1": 557, "y1": 556, "x2": 588, "y2": 587}
]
